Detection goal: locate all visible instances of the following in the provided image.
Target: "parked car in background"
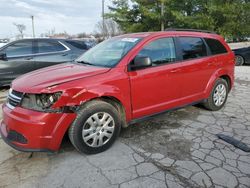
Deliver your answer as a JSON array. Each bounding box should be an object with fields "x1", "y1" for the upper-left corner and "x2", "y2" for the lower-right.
[
  {"x1": 0, "y1": 38, "x2": 9, "y2": 48},
  {"x1": 0, "y1": 38, "x2": 92, "y2": 87},
  {"x1": 0, "y1": 30, "x2": 235, "y2": 154},
  {"x1": 233, "y1": 46, "x2": 250, "y2": 66}
]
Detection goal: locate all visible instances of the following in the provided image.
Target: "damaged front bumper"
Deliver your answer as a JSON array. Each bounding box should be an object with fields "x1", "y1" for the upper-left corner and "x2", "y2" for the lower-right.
[{"x1": 0, "y1": 103, "x2": 76, "y2": 152}]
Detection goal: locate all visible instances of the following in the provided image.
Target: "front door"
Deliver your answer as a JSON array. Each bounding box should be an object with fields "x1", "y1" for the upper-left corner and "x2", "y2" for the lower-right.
[{"x1": 128, "y1": 37, "x2": 183, "y2": 119}]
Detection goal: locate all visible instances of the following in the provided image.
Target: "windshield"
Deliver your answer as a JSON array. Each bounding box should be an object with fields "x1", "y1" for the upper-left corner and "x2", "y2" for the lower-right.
[{"x1": 76, "y1": 37, "x2": 142, "y2": 67}]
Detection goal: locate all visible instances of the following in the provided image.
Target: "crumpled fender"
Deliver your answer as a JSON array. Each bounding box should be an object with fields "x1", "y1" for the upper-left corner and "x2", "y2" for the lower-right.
[{"x1": 52, "y1": 84, "x2": 132, "y2": 121}]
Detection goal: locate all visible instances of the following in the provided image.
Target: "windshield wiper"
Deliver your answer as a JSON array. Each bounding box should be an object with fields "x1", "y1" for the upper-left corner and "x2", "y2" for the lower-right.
[{"x1": 76, "y1": 60, "x2": 94, "y2": 66}]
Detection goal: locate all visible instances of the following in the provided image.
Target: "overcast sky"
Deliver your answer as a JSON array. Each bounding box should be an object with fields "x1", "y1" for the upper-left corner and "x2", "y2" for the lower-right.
[{"x1": 0, "y1": 0, "x2": 113, "y2": 38}]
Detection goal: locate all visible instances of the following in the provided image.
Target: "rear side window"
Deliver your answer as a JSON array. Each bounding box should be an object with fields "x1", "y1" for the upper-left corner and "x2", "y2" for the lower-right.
[
  {"x1": 66, "y1": 40, "x2": 88, "y2": 50},
  {"x1": 179, "y1": 37, "x2": 207, "y2": 60},
  {"x1": 4, "y1": 41, "x2": 33, "y2": 57},
  {"x1": 204, "y1": 38, "x2": 228, "y2": 55},
  {"x1": 37, "y1": 41, "x2": 66, "y2": 53},
  {"x1": 138, "y1": 37, "x2": 176, "y2": 65}
]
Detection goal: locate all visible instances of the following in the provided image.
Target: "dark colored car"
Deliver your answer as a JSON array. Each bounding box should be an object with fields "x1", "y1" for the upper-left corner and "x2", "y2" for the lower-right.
[
  {"x1": 0, "y1": 38, "x2": 92, "y2": 87},
  {"x1": 0, "y1": 30, "x2": 234, "y2": 154},
  {"x1": 233, "y1": 46, "x2": 250, "y2": 66}
]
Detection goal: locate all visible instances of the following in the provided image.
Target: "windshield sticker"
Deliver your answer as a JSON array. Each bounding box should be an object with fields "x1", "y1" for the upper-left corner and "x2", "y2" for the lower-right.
[{"x1": 121, "y1": 38, "x2": 139, "y2": 43}]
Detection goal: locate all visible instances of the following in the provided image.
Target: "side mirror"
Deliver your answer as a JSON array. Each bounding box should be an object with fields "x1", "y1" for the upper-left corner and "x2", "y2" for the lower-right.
[
  {"x1": 0, "y1": 53, "x2": 7, "y2": 61},
  {"x1": 129, "y1": 56, "x2": 152, "y2": 70}
]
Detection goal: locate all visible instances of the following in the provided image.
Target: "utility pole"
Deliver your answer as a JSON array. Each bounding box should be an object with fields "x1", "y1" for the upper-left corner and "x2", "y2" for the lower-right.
[
  {"x1": 102, "y1": 0, "x2": 105, "y2": 38},
  {"x1": 31, "y1": 15, "x2": 35, "y2": 38},
  {"x1": 161, "y1": 0, "x2": 165, "y2": 31}
]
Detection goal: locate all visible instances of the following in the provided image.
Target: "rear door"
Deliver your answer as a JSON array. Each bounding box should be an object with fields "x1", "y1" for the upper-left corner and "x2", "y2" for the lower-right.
[
  {"x1": 33, "y1": 40, "x2": 72, "y2": 70},
  {"x1": 175, "y1": 37, "x2": 215, "y2": 102},
  {"x1": 0, "y1": 40, "x2": 35, "y2": 84},
  {"x1": 128, "y1": 37, "x2": 183, "y2": 119}
]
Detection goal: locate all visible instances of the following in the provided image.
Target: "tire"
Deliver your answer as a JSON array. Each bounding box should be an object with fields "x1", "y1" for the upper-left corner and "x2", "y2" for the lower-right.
[
  {"x1": 235, "y1": 55, "x2": 245, "y2": 66},
  {"x1": 203, "y1": 78, "x2": 229, "y2": 111},
  {"x1": 68, "y1": 100, "x2": 121, "y2": 154}
]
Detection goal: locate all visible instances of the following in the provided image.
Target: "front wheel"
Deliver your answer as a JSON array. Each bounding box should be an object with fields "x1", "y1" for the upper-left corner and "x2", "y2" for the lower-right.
[
  {"x1": 68, "y1": 100, "x2": 121, "y2": 154},
  {"x1": 203, "y1": 79, "x2": 229, "y2": 111}
]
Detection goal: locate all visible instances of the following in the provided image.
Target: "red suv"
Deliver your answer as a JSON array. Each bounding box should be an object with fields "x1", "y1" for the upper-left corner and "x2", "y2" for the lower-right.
[{"x1": 0, "y1": 30, "x2": 235, "y2": 154}]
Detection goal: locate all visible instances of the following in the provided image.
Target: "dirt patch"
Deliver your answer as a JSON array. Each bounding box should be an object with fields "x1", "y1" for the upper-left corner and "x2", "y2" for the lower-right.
[
  {"x1": 120, "y1": 109, "x2": 197, "y2": 160},
  {"x1": 121, "y1": 127, "x2": 192, "y2": 160}
]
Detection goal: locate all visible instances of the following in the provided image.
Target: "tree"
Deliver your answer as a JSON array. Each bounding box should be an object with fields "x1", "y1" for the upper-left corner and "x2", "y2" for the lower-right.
[
  {"x1": 13, "y1": 23, "x2": 26, "y2": 39},
  {"x1": 106, "y1": 0, "x2": 164, "y2": 32},
  {"x1": 95, "y1": 19, "x2": 122, "y2": 39},
  {"x1": 107, "y1": 0, "x2": 250, "y2": 41},
  {"x1": 205, "y1": 0, "x2": 250, "y2": 41},
  {"x1": 45, "y1": 28, "x2": 56, "y2": 37},
  {"x1": 77, "y1": 32, "x2": 88, "y2": 38}
]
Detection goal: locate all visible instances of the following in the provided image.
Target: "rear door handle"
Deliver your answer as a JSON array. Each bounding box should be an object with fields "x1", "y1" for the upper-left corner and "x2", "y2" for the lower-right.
[{"x1": 170, "y1": 68, "x2": 181, "y2": 73}]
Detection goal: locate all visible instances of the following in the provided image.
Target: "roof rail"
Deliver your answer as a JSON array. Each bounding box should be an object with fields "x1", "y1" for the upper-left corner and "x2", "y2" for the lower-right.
[{"x1": 165, "y1": 28, "x2": 217, "y2": 34}]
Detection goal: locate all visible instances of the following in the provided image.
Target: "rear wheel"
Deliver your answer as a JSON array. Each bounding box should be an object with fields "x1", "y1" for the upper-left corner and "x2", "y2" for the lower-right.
[
  {"x1": 203, "y1": 78, "x2": 229, "y2": 111},
  {"x1": 68, "y1": 100, "x2": 121, "y2": 154},
  {"x1": 235, "y1": 55, "x2": 245, "y2": 66}
]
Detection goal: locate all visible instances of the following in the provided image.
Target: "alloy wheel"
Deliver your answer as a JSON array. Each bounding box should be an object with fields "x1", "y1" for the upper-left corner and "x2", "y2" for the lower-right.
[
  {"x1": 213, "y1": 84, "x2": 227, "y2": 107},
  {"x1": 82, "y1": 112, "x2": 115, "y2": 147}
]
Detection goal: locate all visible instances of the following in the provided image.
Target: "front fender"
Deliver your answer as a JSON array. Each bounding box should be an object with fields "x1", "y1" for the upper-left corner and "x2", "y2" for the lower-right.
[{"x1": 53, "y1": 84, "x2": 132, "y2": 122}]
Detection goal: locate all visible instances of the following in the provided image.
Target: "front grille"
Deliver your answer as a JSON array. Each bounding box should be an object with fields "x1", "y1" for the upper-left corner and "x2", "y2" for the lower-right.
[
  {"x1": 7, "y1": 130, "x2": 28, "y2": 144},
  {"x1": 7, "y1": 88, "x2": 24, "y2": 109},
  {"x1": 11, "y1": 90, "x2": 23, "y2": 98}
]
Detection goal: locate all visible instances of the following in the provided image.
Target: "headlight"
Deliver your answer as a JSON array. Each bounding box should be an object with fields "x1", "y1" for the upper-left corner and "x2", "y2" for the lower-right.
[
  {"x1": 36, "y1": 92, "x2": 62, "y2": 109},
  {"x1": 21, "y1": 92, "x2": 62, "y2": 112}
]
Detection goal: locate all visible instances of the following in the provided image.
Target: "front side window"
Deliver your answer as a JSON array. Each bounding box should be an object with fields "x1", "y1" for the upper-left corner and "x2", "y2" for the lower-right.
[
  {"x1": 4, "y1": 41, "x2": 33, "y2": 57},
  {"x1": 37, "y1": 41, "x2": 66, "y2": 53},
  {"x1": 77, "y1": 37, "x2": 142, "y2": 67},
  {"x1": 179, "y1": 37, "x2": 207, "y2": 60},
  {"x1": 204, "y1": 38, "x2": 228, "y2": 55},
  {"x1": 137, "y1": 37, "x2": 176, "y2": 65}
]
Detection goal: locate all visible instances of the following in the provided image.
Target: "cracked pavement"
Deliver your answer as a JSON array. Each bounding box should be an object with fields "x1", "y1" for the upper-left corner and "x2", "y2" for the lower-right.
[{"x1": 0, "y1": 66, "x2": 250, "y2": 188}]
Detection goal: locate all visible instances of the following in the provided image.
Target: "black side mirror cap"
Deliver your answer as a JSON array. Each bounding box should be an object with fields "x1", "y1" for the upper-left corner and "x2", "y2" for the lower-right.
[
  {"x1": 0, "y1": 53, "x2": 7, "y2": 61},
  {"x1": 129, "y1": 56, "x2": 152, "y2": 71}
]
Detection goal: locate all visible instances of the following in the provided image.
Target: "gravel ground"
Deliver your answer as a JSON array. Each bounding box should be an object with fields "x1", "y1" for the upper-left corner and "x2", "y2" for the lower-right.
[{"x1": 0, "y1": 66, "x2": 250, "y2": 188}]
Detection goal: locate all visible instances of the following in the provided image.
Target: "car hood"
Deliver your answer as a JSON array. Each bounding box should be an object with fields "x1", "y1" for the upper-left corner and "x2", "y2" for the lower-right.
[{"x1": 12, "y1": 63, "x2": 110, "y2": 93}]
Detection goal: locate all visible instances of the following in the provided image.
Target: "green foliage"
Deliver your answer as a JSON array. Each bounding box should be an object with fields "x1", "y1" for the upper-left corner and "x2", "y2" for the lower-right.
[{"x1": 107, "y1": 0, "x2": 250, "y2": 41}]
